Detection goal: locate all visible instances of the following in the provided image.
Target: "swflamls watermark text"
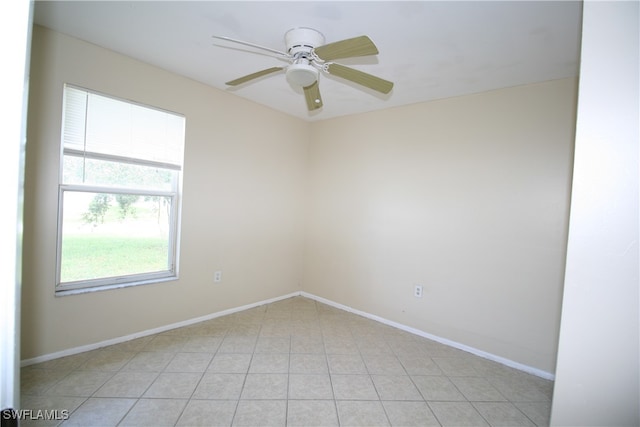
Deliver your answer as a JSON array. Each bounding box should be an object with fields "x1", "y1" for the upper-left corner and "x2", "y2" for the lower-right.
[{"x1": 2, "y1": 409, "x2": 69, "y2": 421}]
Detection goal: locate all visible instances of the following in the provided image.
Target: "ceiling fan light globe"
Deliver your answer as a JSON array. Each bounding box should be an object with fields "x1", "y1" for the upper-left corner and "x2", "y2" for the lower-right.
[{"x1": 286, "y1": 63, "x2": 318, "y2": 87}]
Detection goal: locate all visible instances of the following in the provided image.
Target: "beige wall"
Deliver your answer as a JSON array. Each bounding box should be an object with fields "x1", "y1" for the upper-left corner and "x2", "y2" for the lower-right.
[
  {"x1": 22, "y1": 26, "x2": 308, "y2": 359},
  {"x1": 23, "y1": 25, "x2": 577, "y2": 376},
  {"x1": 304, "y1": 79, "x2": 577, "y2": 373}
]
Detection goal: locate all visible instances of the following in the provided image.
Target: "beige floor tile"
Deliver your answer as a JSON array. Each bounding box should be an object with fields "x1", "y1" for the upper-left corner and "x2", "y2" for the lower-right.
[
  {"x1": 293, "y1": 323, "x2": 322, "y2": 334},
  {"x1": 207, "y1": 353, "x2": 252, "y2": 373},
  {"x1": 287, "y1": 400, "x2": 339, "y2": 426},
  {"x1": 324, "y1": 337, "x2": 360, "y2": 355},
  {"x1": 93, "y1": 371, "x2": 158, "y2": 398},
  {"x1": 487, "y1": 377, "x2": 552, "y2": 402},
  {"x1": 467, "y1": 357, "x2": 517, "y2": 377},
  {"x1": 473, "y1": 402, "x2": 536, "y2": 426},
  {"x1": 226, "y1": 324, "x2": 261, "y2": 337},
  {"x1": 240, "y1": 373, "x2": 288, "y2": 399},
  {"x1": 31, "y1": 353, "x2": 93, "y2": 372},
  {"x1": 336, "y1": 400, "x2": 390, "y2": 426},
  {"x1": 233, "y1": 308, "x2": 266, "y2": 323},
  {"x1": 255, "y1": 336, "x2": 291, "y2": 353},
  {"x1": 181, "y1": 336, "x2": 223, "y2": 352},
  {"x1": 19, "y1": 395, "x2": 86, "y2": 427},
  {"x1": 432, "y1": 356, "x2": 481, "y2": 376},
  {"x1": 259, "y1": 323, "x2": 293, "y2": 337},
  {"x1": 177, "y1": 400, "x2": 238, "y2": 426},
  {"x1": 232, "y1": 399, "x2": 287, "y2": 426},
  {"x1": 79, "y1": 350, "x2": 136, "y2": 371},
  {"x1": 358, "y1": 342, "x2": 394, "y2": 355},
  {"x1": 371, "y1": 375, "x2": 422, "y2": 401},
  {"x1": 121, "y1": 351, "x2": 175, "y2": 372},
  {"x1": 529, "y1": 375, "x2": 554, "y2": 398},
  {"x1": 192, "y1": 372, "x2": 245, "y2": 399},
  {"x1": 290, "y1": 335, "x2": 325, "y2": 353},
  {"x1": 208, "y1": 315, "x2": 236, "y2": 326},
  {"x1": 331, "y1": 374, "x2": 379, "y2": 400},
  {"x1": 61, "y1": 397, "x2": 135, "y2": 426},
  {"x1": 396, "y1": 355, "x2": 444, "y2": 376},
  {"x1": 450, "y1": 376, "x2": 508, "y2": 401},
  {"x1": 143, "y1": 372, "x2": 202, "y2": 398},
  {"x1": 142, "y1": 335, "x2": 187, "y2": 353},
  {"x1": 248, "y1": 353, "x2": 289, "y2": 373},
  {"x1": 362, "y1": 354, "x2": 406, "y2": 375},
  {"x1": 118, "y1": 398, "x2": 187, "y2": 426},
  {"x1": 513, "y1": 401, "x2": 551, "y2": 426},
  {"x1": 429, "y1": 401, "x2": 489, "y2": 426},
  {"x1": 382, "y1": 401, "x2": 441, "y2": 426},
  {"x1": 386, "y1": 336, "x2": 423, "y2": 354},
  {"x1": 21, "y1": 296, "x2": 555, "y2": 427},
  {"x1": 163, "y1": 352, "x2": 214, "y2": 372},
  {"x1": 288, "y1": 374, "x2": 334, "y2": 399},
  {"x1": 327, "y1": 354, "x2": 368, "y2": 375},
  {"x1": 21, "y1": 368, "x2": 71, "y2": 395},
  {"x1": 412, "y1": 375, "x2": 466, "y2": 401},
  {"x1": 218, "y1": 336, "x2": 257, "y2": 353},
  {"x1": 289, "y1": 353, "x2": 328, "y2": 374},
  {"x1": 46, "y1": 371, "x2": 113, "y2": 397}
]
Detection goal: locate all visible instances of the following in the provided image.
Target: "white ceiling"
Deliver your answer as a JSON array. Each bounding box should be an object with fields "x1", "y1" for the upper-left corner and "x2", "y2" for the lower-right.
[{"x1": 32, "y1": 1, "x2": 583, "y2": 121}]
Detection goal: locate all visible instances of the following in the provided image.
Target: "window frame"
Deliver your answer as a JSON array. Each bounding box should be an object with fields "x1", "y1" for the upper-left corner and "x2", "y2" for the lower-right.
[{"x1": 55, "y1": 84, "x2": 185, "y2": 296}]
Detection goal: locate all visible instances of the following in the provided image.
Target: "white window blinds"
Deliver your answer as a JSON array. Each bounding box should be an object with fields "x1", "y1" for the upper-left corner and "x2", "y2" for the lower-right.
[{"x1": 62, "y1": 85, "x2": 185, "y2": 169}]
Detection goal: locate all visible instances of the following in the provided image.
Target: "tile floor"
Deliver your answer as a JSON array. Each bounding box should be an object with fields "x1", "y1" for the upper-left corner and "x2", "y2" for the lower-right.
[{"x1": 20, "y1": 296, "x2": 553, "y2": 426}]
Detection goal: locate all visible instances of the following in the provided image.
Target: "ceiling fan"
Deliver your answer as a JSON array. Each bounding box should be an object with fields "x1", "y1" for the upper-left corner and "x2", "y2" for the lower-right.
[{"x1": 212, "y1": 28, "x2": 394, "y2": 111}]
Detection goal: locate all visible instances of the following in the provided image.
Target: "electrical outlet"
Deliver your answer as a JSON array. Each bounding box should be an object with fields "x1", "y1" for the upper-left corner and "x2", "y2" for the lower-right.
[
  {"x1": 214, "y1": 270, "x2": 222, "y2": 283},
  {"x1": 414, "y1": 285, "x2": 423, "y2": 298}
]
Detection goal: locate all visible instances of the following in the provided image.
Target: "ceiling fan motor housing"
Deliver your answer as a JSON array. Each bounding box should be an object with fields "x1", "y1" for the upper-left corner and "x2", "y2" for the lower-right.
[
  {"x1": 284, "y1": 28, "x2": 325, "y2": 87},
  {"x1": 285, "y1": 27, "x2": 325, "y2": 55}
]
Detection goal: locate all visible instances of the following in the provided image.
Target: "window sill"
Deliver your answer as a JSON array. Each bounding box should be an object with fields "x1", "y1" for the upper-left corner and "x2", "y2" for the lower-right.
[{"x1": 55, "y1": 275, "x2": 178, "y2": 297}]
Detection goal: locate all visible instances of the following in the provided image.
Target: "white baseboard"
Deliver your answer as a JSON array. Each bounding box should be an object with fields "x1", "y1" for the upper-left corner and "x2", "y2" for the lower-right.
[
  {"x1": 22, "y1": 290, "x2": 555, "y2": 380},
  {"x1": 20, "y1": 291, "x2": 301, "y2": 367},
  {"x1": 301, "y1": 291, "x2": 555, "y2": 380}
]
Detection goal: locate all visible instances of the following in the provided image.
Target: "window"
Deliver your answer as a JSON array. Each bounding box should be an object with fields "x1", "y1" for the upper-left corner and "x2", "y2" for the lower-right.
[{"x1": 56, "y1": 85, "x2": 185, "y2": 294}]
